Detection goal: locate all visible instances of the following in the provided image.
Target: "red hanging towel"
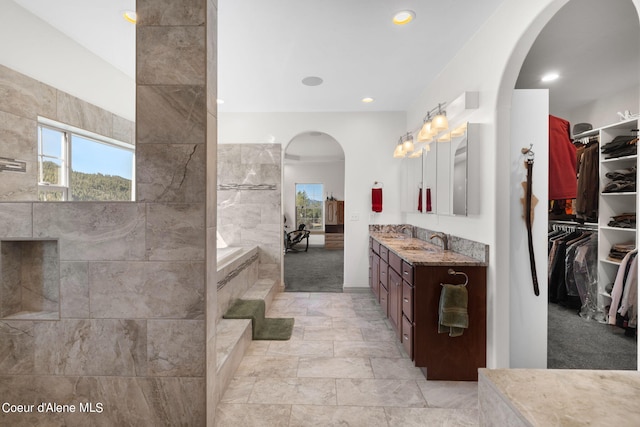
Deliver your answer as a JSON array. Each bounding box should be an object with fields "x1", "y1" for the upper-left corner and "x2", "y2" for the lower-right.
[
  {"x1": 372, "y1": 188, "x2": 383, "y2": 212},
  {"x1": 418, "y1": 188, "x2": 423, "y2": 212},
  {"x1": 426, "y1": 188, "x2": 432, "y2": 212}
]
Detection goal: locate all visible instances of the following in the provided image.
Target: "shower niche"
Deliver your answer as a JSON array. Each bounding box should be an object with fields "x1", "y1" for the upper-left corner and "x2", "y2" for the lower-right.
[{"x1": 0, "y1": 239, "x2": 59, "y2": 320}]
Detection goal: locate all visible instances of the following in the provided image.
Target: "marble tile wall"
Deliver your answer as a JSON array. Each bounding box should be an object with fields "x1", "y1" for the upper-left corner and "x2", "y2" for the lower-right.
[
  {"x1": 0, "y1": 65, "x2": 135, "y2": 202},
  {"x1": 217, "y1": 144, "x2": 282, "y2": 284},
  {"x1": 0, "y1": 0, "x2": 213, "y2": 425}
]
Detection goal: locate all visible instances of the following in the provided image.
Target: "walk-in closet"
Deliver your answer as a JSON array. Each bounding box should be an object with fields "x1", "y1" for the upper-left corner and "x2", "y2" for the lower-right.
[{"x1": 516, "y1": 0, "x2": 638, "y2": 370}]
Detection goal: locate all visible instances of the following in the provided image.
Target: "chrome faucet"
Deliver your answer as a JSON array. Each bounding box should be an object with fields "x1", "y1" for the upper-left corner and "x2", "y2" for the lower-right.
[
  {"x1": 430, "y1": 232, "x2": 449, "y2": 250},
  {"x1": 398, "y1": 224, "x2": 413, "y2": 238}
]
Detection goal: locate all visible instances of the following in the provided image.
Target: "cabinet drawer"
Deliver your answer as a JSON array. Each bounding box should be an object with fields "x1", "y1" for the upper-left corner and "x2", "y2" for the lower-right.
[
  {"x1": 389, "y1": 250, "x2": 402, "y2": 274},
  {"x1": 379, "y1": 245, "x2": 389, "y2": 262},
  {"x1": 402, "y1": 281, "x2": 413, "y2": 321},
  {"x1": 379, "y1": 260, "x2": 388, "y2": 290},
  {"x1": 379, "y1": 286, "x2": 389, "y2": 317},
  {"x1": 402, "y1": 261, "x2": 414, "y2": 285},
  {"x1": 401, "y1": 315, "x2": 413, "y2": 360}
]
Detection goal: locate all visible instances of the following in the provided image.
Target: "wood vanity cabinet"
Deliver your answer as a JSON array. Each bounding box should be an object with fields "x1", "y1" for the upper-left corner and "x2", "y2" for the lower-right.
[
  {"x1": 369, "y1": 237, "x2": 486, "y2": 381},
  {"x1": 412, "y1": 265, "x2": 486, "y2": 381}
]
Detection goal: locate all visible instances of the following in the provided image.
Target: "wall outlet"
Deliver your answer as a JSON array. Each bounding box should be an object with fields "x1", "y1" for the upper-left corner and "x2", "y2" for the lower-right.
[{"x1": 350, "y1": 213, "x2": 360, "y2": 221}]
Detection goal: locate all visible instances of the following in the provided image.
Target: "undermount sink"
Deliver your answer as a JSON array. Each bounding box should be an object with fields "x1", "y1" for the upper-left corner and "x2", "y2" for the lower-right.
[{"x1": 400, "y1": 245, "x2": 435, "y2": 252}]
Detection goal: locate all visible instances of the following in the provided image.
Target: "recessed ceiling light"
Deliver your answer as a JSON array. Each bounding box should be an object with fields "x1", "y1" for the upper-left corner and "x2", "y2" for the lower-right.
[
  {"x1": 302, "y1": 76, "x2": 323, "y2": 86},
  {"x1": 541, "y1": 72, "x2": 559, "y2": 82},
  {"x1": 393, "y1": 10, "x2": 415, "y2": 25},
  {"x1": 216, "y1": 99, "x2": 225, "y2": 104},
  {"x1": 123, "y1": 10, "x2": 137, "y2": 24},
  {"x1": 362, "y1": 97, "x2": 375, "y2": 103}
]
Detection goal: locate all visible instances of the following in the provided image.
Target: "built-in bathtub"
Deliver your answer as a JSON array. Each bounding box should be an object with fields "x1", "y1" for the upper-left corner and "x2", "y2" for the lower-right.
[
  {"x1": 216, "y1": 245, "x2": 259, "y2": 322},
  {"x1": 217, "y1": 246, "x2": 244, "y2": 266}
]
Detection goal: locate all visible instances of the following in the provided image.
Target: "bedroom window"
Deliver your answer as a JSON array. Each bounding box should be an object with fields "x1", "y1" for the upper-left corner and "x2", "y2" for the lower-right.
[{"x1": 295, "y1": 183, "x2": 323, "y2": 231}]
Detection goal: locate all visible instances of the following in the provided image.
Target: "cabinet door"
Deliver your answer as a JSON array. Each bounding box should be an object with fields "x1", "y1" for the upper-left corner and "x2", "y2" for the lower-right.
[
  {"x1": 401, "y1": 315, "x2": 413, "y2": 360},
  {"x1": 325, "y1": 201, "x2": 336, "y2": 225},
  {"x1": 337, "y1": 201, "x2": 345, "y2": 224},
  {"x1": 371, "y1": 253, "x2": 380, "y2": 300},
  {"x1": 388, "y1": 268, "x2": 402, "y2": 334}
]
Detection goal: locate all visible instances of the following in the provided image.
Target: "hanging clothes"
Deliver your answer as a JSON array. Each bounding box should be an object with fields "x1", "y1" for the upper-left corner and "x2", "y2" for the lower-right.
[
  {"x1": 548, "y1": 115, "x2": 578, "y2": 200},
  {"x1": 548, "y1": 226, "x2": 599, "y2": 317},
  {"x1": 608, "y1": 249, "x2": 638, "y2": 329},
  {"x1": 575, "y1": 142, "x2": 599, "y2": 221}
]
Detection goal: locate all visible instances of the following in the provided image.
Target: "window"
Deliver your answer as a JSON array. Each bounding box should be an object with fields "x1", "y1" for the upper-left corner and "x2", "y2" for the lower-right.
[
  {"x1": 37, "y1": 119, "x2": 135, "y2": 201},
  {"x1": 295, "y1": 183, "x2": 323, "y2": 231}
]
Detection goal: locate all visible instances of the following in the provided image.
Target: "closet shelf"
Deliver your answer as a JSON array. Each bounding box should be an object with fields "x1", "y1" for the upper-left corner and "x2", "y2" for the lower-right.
[
  {"x1": 600, "y1": 226, "x2": 637, "y2": 232},
  {"x1": 600, "y1": 192, "x2": 637, "y2": 196},
  {"x1": 601, "y1": 154, "x2": 637, "y2": 163},
  {"x1": 600, "y1": 258, "x2": 622, "y2": 266}
]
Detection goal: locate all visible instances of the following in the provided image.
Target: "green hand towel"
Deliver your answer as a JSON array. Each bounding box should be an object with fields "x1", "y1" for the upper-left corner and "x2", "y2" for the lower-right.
[{"x1": 438, "y1": 283, "x2": 469, "y2": 337}]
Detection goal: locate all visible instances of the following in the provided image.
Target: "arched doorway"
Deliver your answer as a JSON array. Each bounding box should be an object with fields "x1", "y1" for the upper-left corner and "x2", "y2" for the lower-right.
[
  {"x1": 283, "y1": 131, "x2": 346, "y2": 292},
  {"x1": 497, "y1": 0, "x2": 640, "y2": 369}
]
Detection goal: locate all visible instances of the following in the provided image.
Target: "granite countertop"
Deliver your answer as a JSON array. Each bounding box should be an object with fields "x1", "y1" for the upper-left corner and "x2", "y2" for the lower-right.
[
  {"x1": 479, "y1": 368, "x2": 640, "y2": 426},
  {"x1": 370, "y1": 232, "x2": 486, "y2": 267}
]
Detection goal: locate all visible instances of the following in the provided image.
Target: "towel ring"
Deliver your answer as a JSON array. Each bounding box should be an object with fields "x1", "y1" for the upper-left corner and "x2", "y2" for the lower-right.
[{"x1": 447, "y1": 268, "x2": 468, "y2": 286}]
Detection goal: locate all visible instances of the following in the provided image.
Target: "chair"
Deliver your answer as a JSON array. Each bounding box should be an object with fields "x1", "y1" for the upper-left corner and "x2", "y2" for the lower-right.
[{"x1": 285, "y1": 223, "x2": 310, "y2": 253}]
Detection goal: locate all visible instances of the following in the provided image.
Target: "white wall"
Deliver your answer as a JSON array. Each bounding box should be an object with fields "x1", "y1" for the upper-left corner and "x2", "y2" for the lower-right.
[
  {"x1": 219, "y1": 111, "x2": 406, "y2": 287},
  {"x1": 0, "y1": 1, "x2": 135, "y2": 121},
  {"x1": 566, "y1": 84, "x2": 640, "y2": 132},
  {"x1": 510, "y1": 89, "x2": 549, "y2": 368},
  {"x1": 284, "y1": 160, "x2": 345, "y2": 246}
]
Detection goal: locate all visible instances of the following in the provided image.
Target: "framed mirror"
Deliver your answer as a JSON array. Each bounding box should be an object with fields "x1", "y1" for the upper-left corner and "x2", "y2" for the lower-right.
[
  {"x1": 451, "y1": 124, "x2": 469, "y2": 216},
  {"x1": 422, "y1": 142, "x2": 437, "y2": 214}
]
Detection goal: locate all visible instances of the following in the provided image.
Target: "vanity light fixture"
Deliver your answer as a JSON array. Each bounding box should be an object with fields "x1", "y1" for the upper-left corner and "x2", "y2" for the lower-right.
[
  {"x1": 402, "y1": 133, "x2": 415, "y2": 153},
  {"x1": 431, "y1": 103, "x2": 449, "y2": 132},
  {"x1": 393, "y1": 138, "x2": 406, "y2": 158},
  {"x1": 123, "y1": 10, "x2": 137, "y2": 24},
  {"x1": 408, "y1": 148, "x2": 423, "y2": 158},
  {"x1": 393, "y1": 10, "x2": 415, "y2": 25},
  {"x1": 417, "y1": 113, "x2": 435, "y2": 142}
]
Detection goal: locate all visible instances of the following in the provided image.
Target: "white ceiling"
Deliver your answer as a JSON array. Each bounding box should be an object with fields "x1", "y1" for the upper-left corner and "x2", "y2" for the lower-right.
[
  {"x1": 515, "y1": 0, "x2": 639, "y2": 116},
  {"x1": 9, "y1": 0, "x2": 639, "y2": 118},
  {"x1": 12, "y1": 0, "x2": 136, "y2": 79}
]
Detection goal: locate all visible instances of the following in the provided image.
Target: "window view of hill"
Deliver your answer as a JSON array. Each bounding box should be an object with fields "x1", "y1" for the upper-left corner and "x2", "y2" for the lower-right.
[{"x1": 40, "y1": 161, "x2": 131, "y2": 201}]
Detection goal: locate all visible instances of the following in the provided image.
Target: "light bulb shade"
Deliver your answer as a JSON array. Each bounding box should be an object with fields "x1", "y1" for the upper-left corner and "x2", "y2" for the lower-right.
[
  {"x1": 408, "y1": 148, "x2": 422, "y2": 158},
  {"x1": 393, "y1": 144, "x2": 405, "y2": 158},
  {"x1": 417, "y1": 122, "x2": 434, "y2": 142},
  {"x1": 432, "y1": 113, "x2": 448, "y2": 132},
  {"x1": 437, "y1": 133, "x2": 451, "y2": 143},
  {"x1": 402, "y1": 135, "x2": 414, "y2": 153},
  {"x1": 423, "y1": 143, "x2": 431, "y2": 152},
  {"x1": 450, "y1": 123, "x2": 467, "y2": 137}
]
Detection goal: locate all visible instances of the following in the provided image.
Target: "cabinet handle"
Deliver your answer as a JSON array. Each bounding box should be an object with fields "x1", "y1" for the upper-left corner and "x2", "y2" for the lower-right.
[
  {"x1": 403, "y1": 334, "x2": 409, "y2": 340},
  {"x1": 403, "y1": 298, "x2": 409, "y2": 303},
  {"x1": 403, "y1": 271, "x2": 409, "y2": 275}
]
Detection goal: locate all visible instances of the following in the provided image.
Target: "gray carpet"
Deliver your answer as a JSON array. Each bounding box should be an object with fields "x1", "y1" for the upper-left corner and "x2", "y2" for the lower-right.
[
  {"x1": 284, "y1": 247, "x2": 344, "y2": 292},
  {"x1": 547, "y1": 302, "x2": 637, "y2": 370}
]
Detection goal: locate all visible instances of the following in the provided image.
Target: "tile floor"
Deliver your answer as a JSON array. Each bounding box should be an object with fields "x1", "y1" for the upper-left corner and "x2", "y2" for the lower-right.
[{"x1": 214, "y1": 291, "x2": 479, "y2": 426}]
